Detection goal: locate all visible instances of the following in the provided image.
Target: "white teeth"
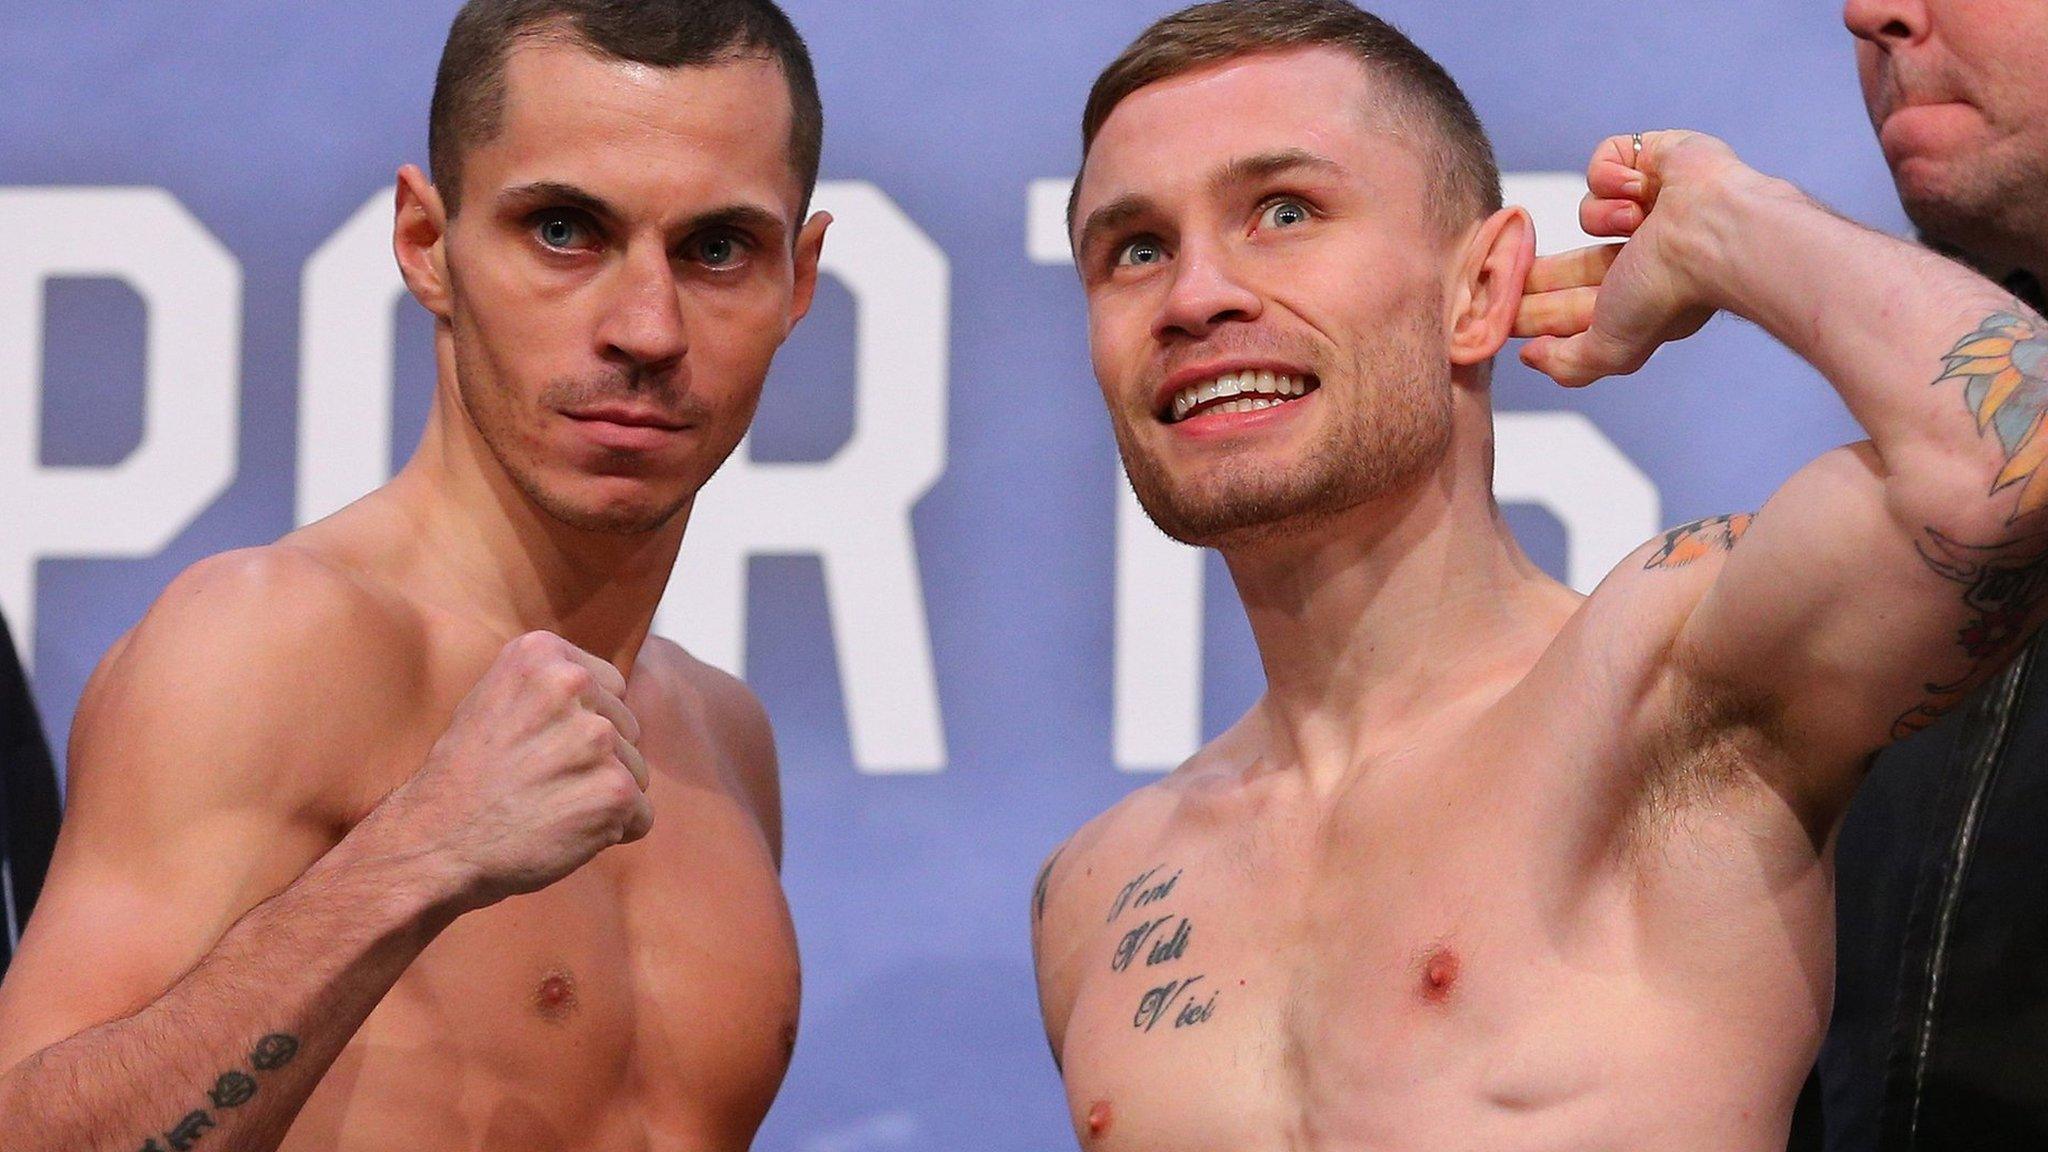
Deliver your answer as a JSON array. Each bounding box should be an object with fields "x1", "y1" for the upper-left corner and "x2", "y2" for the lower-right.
[{"x1": 1166, "y1": 371, "x2": 1312, "y2": 422}]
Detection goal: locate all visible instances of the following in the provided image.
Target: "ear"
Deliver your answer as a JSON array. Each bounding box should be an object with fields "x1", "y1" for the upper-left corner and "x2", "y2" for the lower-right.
[
  {"x1": 393, "y1": 165, "x2": 453, "y2": 320},
  {"x1": 1446, "y1": 206, "x2": 1535, "y2": 367},
  {"x1": 786, "y1": 210, "x2": 832, "y2": 334}
]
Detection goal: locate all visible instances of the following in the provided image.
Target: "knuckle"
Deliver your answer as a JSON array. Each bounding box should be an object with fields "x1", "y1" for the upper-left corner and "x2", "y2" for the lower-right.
[
  {"x1": 547, "y1": 660, "x2": 594, "y2": 698},
  {"x1": 577, "y1": 713, "x2": 618, "y2": 754}
]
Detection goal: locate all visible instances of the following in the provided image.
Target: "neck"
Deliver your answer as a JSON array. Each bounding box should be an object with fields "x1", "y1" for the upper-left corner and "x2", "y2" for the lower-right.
[
  {"x1": 380, "y1": 345, "x2": 688, "y2": 677},
  {"x1": 1218, "y1": 407, "x2": 1578, "y2": 792}
]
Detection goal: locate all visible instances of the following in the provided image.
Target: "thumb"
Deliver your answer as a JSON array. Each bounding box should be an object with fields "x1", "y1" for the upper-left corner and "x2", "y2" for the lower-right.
[{"x1": 1520, "y1": 329, "x2": 1622, "y2": 389}]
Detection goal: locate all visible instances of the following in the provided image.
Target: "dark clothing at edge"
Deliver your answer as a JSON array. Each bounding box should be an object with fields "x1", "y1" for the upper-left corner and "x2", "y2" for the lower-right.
[
  {"x1": 0, "y1": 610, "x2": 60, "y2": 977},
  {"x1": 1793, "y1": 273, "x2": 2048, "y2": 1152}
]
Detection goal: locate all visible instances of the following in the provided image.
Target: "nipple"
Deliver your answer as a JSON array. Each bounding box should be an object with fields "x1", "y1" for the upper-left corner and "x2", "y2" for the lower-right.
[
  {"x1": 1420, "y1": 947, "x2": 1460, "y2": 1004},
  {"x1": 1086, "y1": 1100, "x2": 1114, "y2": 1139},
  {"x1": 534, "y1": 969, "x2": 579, "y2": 1021}
]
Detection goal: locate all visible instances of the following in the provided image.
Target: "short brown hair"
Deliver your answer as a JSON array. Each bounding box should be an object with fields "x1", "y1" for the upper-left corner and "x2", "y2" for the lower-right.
[
  {"x1": 429, "y1": 0, "x2": 823, "y2": 218},
  {"x1": 1077, "y1": 0, "x2": 1501, "y2": 232}
]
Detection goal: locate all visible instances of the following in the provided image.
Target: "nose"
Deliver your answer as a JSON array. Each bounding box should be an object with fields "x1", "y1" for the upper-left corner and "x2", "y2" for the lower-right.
[
  {"x1": 596, "y1": 242, "x2": 688, "y2": 374},
  {"x1": 1153, "y1": 240, "x2": 1262, "y2": 342},
  {"x1": 1843, "y1": 0, "x2": 1929, "y2": 48}
]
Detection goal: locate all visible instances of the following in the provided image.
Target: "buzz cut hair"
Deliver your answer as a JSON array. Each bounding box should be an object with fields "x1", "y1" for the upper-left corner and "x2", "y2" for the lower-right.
[
  {"x1": 1075, "y1": 0, "x2": 1502, "y2": 233},
  {"x1": 428, "y1": 0, "x2": 823, "y2": 218}
]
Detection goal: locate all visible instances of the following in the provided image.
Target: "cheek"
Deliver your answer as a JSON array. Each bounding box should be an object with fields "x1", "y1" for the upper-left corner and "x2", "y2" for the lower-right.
[{"x1": 1085, "y1": 296, "x2": 1154, "y2": 396}]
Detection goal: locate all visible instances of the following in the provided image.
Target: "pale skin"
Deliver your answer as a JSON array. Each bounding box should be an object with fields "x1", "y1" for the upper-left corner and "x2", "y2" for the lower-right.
[
  {"x1": 0, "y1": 40, "x2": 827, "y2": 1152},
  {"x1": 1033, "y1": 46, "x2": 2048, "y2": 1151}
]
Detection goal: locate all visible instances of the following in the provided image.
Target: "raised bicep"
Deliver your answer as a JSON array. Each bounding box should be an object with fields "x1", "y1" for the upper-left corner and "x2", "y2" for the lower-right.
[{"x1": 1669, "y1": 443, "x2": 2037, "y2": 805}]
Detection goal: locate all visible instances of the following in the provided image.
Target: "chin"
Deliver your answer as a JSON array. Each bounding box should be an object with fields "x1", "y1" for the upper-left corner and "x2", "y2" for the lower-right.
[
  {"x1": 1127, "y1": 461, "x2": 1378, "y2": 550},
  {"x1": 524, "y1": 474, "x2": 694, "y2": 537}
]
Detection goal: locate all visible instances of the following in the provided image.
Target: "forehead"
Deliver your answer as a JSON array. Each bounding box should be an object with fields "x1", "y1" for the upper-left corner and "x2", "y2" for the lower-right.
[
  {"x1": 1076, "y1": 45, "x2": 1419, "y2": 220},
  {"x1": 475, "y1": 38, "x2": 801, "y2": 223}
]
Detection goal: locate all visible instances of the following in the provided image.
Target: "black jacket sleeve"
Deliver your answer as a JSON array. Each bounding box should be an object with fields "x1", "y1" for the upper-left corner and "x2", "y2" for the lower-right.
[{"x1": 0, "y1": 610, "x2": 61, "y2": 974}]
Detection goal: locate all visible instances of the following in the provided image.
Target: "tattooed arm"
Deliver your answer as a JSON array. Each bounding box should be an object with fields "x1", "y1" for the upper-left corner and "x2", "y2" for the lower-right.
[
  {"x1": 0, "y1": 550, "x2": 649, "y2": 1150},
  {"x1": 1519, "y1": 131, "x2": 2048, "y2": 816},
  {"x1": 0, "y1": 560, "x2": 458, "y2": 1151}
]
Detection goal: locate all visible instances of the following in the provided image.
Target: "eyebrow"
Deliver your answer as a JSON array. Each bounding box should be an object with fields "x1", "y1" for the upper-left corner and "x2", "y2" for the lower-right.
[
  {"x1": 1208, "y1": 148, "x2": 1346, "y2": 197},
  {"x1": 1072, "y1": 148, "x2": 1348, "y2": 259},
  {"x1": 497, "y1": 181, "x2": 791, "y2": 239}
]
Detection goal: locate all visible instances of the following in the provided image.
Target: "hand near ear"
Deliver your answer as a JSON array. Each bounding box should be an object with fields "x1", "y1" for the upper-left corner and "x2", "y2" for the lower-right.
[{"x1": 1514, "y1": 130, "x2": 1752, "y2": 387}]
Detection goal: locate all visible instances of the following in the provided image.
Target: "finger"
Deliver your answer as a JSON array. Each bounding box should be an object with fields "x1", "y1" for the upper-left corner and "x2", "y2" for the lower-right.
[
  {"x1": 1588, "y1": 148, "x2": 1648, "y2": 204},
  {"x1": 580, "y1": 682, "x2": 643, "y2": 746},
  {"x1": 1519, "y1": 336, "x2": 1592, "y2": 388},
  {"x1": 1524, "y1": 244, "x2": 1621, "y2": 294},
  {"x1": 615, "y1": 734, "x2": 650, "y2": 792},
  {"x1": 1520, "y1": 330, "x2": 1623, "y2": 389},
  {"x1": 1579, "y1": 194, "x2": 1645, "y2": 239},
  {"x1": 555, "y1": 642, "x2": 628, "y2": 699},
  {"x1": 1513, "y1": 287, "x2": 1599, "y2": 339},
  {"x1": 620, "y1": 793, "x2": 655, "y2": 843}
]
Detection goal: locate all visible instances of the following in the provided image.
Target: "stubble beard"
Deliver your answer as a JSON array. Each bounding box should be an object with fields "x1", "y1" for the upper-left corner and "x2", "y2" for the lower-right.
[
  {"x1": 454, "y1": 343, "x2": 716, "y2": 538},
  {"x1": 1113, "y1": 313, "x2": 1452, "y2": 551},
  {"x1": 1902, "y1": 154, "x2": 2048, "y2": 277}
]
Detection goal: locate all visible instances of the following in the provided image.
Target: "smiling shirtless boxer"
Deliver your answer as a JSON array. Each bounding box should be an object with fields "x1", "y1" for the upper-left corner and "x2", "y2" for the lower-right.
[
  {"x1": 1031, "y1": 2, "x2": 2048, "y2": 1148},
  {"x1": 0, "y1": 3, "x2": 829, "y2": 1148}
]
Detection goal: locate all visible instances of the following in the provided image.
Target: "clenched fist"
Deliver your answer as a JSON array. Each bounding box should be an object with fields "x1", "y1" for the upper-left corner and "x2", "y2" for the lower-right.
[
  {"x1": 368, "y1": 631, "x2": 652, "y2": 913},
  {"x1": 1515, "y1": 129, "x2": 1792, "y2": 387}
]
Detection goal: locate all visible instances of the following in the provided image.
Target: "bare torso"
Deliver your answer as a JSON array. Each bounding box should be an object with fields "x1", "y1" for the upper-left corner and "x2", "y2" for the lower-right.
[
  {"x1": 261, "y1": 517, "x2": 798, "y2": 1151},
  {"x1": 1036, "y1": 568, "x2": 1837, "y2": 1152}
]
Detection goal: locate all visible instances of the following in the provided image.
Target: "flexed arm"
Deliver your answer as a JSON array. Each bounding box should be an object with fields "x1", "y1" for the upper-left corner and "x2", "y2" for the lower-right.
[
  {"x1": 1518, "y1": 132, "x2": 2048, "y2": 814},
  {"x1": 0, "y1": 557, "x2": 651, "y2": 1152}
]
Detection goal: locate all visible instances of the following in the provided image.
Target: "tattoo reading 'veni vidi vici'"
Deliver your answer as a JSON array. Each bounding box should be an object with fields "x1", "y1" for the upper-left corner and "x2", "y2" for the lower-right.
[
  {"x1": 135, "y1": 1033, "x2": 301, "y2": 1152},
  {"x1": 1894, "y1": 311, "x2": 2048, "y2": 738},
  {"x1": 1107, "y1": 866, "x2": 1218, "y2": 1033}
]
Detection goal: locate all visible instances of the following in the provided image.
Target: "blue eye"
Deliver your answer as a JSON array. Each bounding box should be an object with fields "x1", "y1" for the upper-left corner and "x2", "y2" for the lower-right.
[
  {"x1": 1259, "y1": 199, "x2": 1312, "y2": 230},
  {"x1": 692, "y1": 232, "x2": 745, "y2": 269},
  {"x1": 1117, "y1": 238, "x2": 1166, "y2": 268},
  {"x1": 535, "y1": 213, "x2": 589, "y2": 250}
]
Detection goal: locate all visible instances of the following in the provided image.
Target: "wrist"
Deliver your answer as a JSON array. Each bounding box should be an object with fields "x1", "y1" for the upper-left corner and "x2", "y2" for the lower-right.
[
  {"x1": 319, "y1": 799, "x2": 476, "y2": 940},
  {"x1": 1677, "y1": 165, "x2": 1810, "y2": 319}
]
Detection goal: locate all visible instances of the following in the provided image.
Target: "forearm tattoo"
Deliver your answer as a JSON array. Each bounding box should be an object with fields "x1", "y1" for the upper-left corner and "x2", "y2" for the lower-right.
[
  {"x1": 133, "y1": 1033, "x2": 300, "y2": 1152},
  {"x1": 1892, "y1": 310, "x2": 2048, "y2": 737},
  {"x1": 1892, "y1": 528, "x2": 2048, "y2": 738},
  {"x1": 1105, "y1": 865, "x2": 1219, "y2": 1033},
  {"x1": 1941, "y1": 311, "x2": 2048, "y2": 520}
]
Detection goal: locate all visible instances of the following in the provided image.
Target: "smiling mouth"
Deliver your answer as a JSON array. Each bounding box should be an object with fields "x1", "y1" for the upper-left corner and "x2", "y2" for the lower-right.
[{"x1": 1163, "y1": 370, "x2": 1318, "y2": 424}]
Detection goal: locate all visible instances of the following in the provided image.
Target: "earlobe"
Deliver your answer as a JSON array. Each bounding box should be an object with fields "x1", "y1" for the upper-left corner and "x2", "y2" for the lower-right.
[
  {"x1": 787, "y1": 210, "x2": 833, "y2": 332},
  {"x1": 1448, "y1": 207, "x2": 1536, "y2": 367},
  {"x1": 392, "y1": 165, "x2": 453, "y2": 320}
]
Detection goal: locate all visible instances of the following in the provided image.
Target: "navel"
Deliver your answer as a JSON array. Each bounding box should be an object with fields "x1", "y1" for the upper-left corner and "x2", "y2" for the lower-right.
[
  {"x1": 533, "y1": 968, "x2": 579, "y2": 1022},
  {"x1": 1419, "y1": 946, "x2": 1460, "y2": 1004}
]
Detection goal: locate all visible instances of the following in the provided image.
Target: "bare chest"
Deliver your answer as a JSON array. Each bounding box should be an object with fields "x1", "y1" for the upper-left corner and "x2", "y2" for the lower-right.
[
  {"x1": 290, "y1": 673, "x2": 797, "y2": 1149},
  {"x1": 1051, "y1": 766, "x2": 1828, "y2": 1151}
]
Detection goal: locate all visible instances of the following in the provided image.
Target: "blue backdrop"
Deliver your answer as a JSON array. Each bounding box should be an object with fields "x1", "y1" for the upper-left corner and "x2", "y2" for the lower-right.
[{"x1": 2, "y1": 3, "x2": 1898, "y2": 1148}]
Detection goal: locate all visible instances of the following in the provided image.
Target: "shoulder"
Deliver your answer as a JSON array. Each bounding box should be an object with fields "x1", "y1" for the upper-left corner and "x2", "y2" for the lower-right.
[
  {"x1": 1539, "y1": 509, "x2": 1764, "y2": 691},
  {"x1": 69, "y1": 543, "x2": 426, "y2": 813},
  {"x1": 639, "y1": 636, "x2": 782, "y2": 852},
  {"x1": 641, "y1": 636, "x2": 775, "y2": 772},
  {"x1": 1032, "y1": 763, "x2": 1213, "y2": 951}
]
